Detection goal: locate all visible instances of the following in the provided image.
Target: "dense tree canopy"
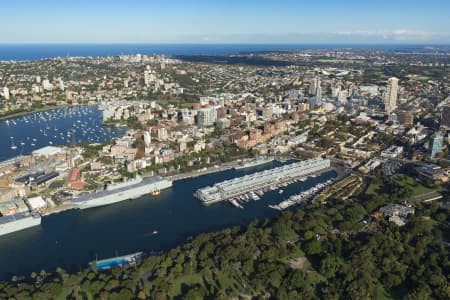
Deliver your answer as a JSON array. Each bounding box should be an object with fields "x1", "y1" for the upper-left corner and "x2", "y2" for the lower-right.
[{"x1": 0, "y1": 186, "x2": 448, "y2": 299}]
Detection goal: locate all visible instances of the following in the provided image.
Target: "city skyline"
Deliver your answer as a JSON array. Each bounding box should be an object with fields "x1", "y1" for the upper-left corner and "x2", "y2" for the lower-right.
[
  {"x1": 0, "y1": 2, "x2": 449, "y2": 297},
  {"x1": 1, "y1": 0, "x2": 450, "y2": 44}
]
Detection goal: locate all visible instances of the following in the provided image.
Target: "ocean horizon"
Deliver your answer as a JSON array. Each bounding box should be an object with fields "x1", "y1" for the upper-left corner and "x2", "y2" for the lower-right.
[{"x1": 0, "y1": 43, "x2": 448, "y2": 61}]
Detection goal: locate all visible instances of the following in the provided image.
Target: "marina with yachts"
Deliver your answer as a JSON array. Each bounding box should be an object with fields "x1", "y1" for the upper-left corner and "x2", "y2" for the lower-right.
[{"x1": 194, "y1": 158, "x2": 336, "y2": 210}]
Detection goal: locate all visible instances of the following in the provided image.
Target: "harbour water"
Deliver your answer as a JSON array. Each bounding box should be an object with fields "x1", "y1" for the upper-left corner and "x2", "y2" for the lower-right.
[
  {"x1": 0, "y1": 44, "x2": 429, "y2": 62},
  {"x1": 0, "y1": 106, "x2": 126, "y2": 162},
  {"x1": 0, "y1": 162, "x2": 336, "y2": 280}
]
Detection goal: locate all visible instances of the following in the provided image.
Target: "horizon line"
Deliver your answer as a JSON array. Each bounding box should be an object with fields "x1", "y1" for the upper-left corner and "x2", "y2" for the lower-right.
[{"x1": 0, "y1": 42, "x2": 450, "y2": 46}]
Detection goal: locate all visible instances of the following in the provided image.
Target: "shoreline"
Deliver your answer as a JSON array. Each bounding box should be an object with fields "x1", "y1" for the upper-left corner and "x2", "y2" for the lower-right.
[
  {"x1": 0, "y1": 104, "x2": 82, "y2": 121},
  {"x1": 166, "y1": 157, "x2": 296, "y2": 182},
  {"x1": 40, "y1": 160, "x2": 251, "y2": 218},
  {"x1": 42, "y1": 156, "x2": 320, "y2": 217},
  {"x1": 33, "y1": 157, "x2": 344, "y2": 217},
  {"x1": 9, "y1": 156, "x2": 346, "y2": 220},
  {"x1": 0, "y1": 160, "x2": 342, "y2": 280},
  {"x1": 0, "y1": 104, "x2": 120, "y2": 163},
  {"x1": 0, "y1": 44, "x2": 441, "y2": 63}
]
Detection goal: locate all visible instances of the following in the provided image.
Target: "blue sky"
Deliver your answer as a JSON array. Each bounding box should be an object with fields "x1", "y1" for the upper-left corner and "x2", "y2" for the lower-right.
[{"x1": 1, "y1": 0, "x2": 450, "y2": 43}]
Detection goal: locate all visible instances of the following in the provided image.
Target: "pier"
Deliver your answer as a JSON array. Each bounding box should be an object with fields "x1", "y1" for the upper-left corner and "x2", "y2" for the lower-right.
[
  {"x1": 269, "y1": 179, "x2": 335, "y2": 211},
  {"x1": 194, "y1": 158, "x2": 332, "y2": 205}
]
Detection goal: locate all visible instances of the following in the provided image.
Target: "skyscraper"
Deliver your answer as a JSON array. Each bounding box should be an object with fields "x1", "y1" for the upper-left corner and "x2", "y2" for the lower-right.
[
  {"x1": 42, "y1": 79, "x2": 53, "y2": 90},
  {"x1": 197, "y1": 107, "x2": 217, "y2": 127},
  {"x1": 157, "y1": 127, "x2": 168, "y2": 141},
  {"x1": 429, "y1": 132, "x2": 443, "y2": 158},
  {"x1": 2, "y1": 87, "x2": 10, "y2": 100},
  {"x1": 383, "y1": 77, "x2": 399, "y2": 114},
  {"x1": 309, "y1": 76, "x2": 320, "y2": 95},
  {"x1": 338, "y1": 90, "x2": 348, "y2": 103},
  {"x1": 331, "y1": 82, "x2": 341, "y2": 98},
  {"x1": 315, "y1": 86, "x2": 322, "y2": 106},
  {"x1": 388, "y1": 112, "x2": 397, "y2": 123},
  {"x1": 143, "y1": 131, "x2": 151, "y2": 147},
  {"x1": 397, "y1": 110, "x2": 414, "y2": 126},
  {"x1": 441, "y1": 106, "x2": 450, "y2": 128}
]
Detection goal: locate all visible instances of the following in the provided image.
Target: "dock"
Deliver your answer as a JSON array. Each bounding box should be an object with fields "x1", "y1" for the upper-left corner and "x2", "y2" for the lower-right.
[
  {"x1": 269, "y1": 179, "x2": 334, "y2": 211},
  {"x1": 194, "y1": 158, "x2": 332, "y2": 205}
]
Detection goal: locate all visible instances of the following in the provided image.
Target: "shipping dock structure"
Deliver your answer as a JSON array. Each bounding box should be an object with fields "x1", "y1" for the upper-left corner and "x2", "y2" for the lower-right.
[
  {"x1": 72, "y1": 176, "x2": 172, "y2": 210},
  {"x1": 269, "y1": 179, "x2": 334, "y2": 211},
  {"x1": 194, "y1": 158, "x2": 331, "y2": 205}
]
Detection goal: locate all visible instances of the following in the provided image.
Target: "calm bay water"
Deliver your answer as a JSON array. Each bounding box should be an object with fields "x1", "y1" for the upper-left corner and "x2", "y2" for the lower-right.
[
  {"x1": 0, "y1": 106, "x2": 126, "y2": 162},
  {"x1": 0, "y1": 162, "x2": 336, "y2": 280}
]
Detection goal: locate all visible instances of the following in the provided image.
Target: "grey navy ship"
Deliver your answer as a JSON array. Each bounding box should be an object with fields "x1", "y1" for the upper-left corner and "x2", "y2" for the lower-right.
[
  {"x1": 234, "y1": 156, "x2": 274, "y2": 170},
  {"x1": 72, "y1": 176, "x2": 172, "y2": 210},
  {"x1": 0, "y1": 212, "x2": 41, "y2": 236}
]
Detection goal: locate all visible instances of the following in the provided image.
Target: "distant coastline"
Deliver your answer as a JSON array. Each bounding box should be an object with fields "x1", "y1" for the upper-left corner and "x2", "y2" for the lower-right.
[
  {"x1": 0, "y1": 43, "x2": 449, "y2": 62},
  {"x1": 0, "y1": 104, "x2": 73, "y2": 121}
]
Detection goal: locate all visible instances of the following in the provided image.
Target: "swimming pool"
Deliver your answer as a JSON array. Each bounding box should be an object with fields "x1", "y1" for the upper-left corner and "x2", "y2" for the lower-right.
[{"x1": 89, "y1": 252, "x2": 143, "y2": 270}]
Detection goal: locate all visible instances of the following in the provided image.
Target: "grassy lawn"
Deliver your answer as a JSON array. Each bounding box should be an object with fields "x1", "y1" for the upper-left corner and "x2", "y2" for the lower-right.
[
  {"x1": 156, "y1": 99, "x2": 169, "y2": 105},
  {"x1": 366, "y1": 174, "x2": 436, "y2": 198},
  {"x1": 407, "y1": 76, "x2": 430, "y2": 81},
  {"x1": 178, "y1": 102, "x2": 197, "y2": 108},
  {"x1": 392, "y1": 174, "x2": 435, "y2": 196},
  {"x1": 366, "y1": 180, "x2": 382, "y2": 196}
]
